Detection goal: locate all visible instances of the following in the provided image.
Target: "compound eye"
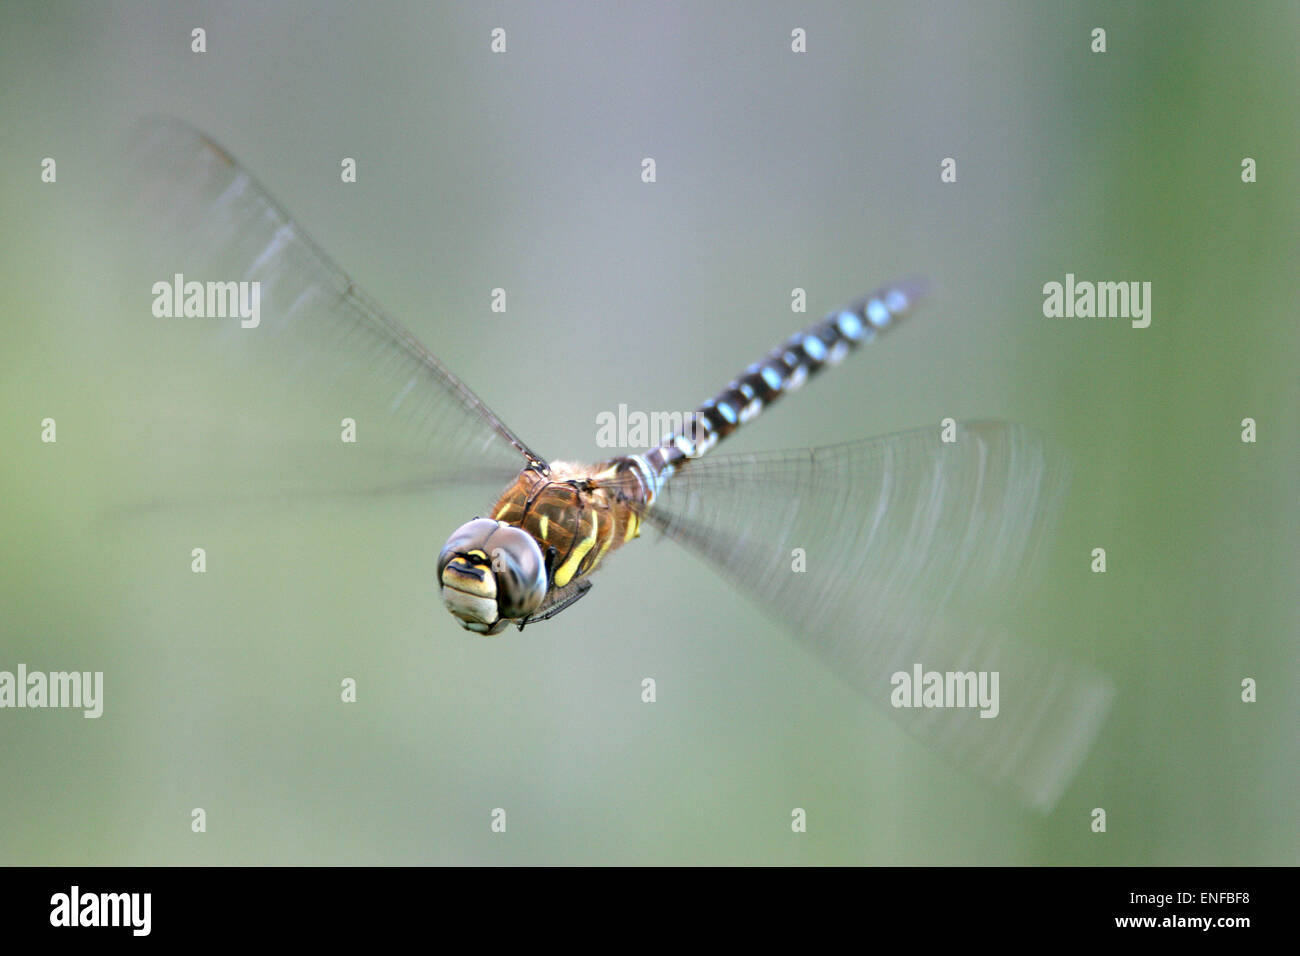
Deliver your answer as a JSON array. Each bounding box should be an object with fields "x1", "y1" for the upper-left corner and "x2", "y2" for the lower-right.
[
  {"x1": 483, "y1": 525, "x2": 546, "y2": 619},
  {"x1": 437, "y1": 518, "x2": 500, "y2": 578}
]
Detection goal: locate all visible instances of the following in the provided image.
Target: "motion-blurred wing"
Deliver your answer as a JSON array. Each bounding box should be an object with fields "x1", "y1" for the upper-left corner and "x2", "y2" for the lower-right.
[
  {"x1": 121, "y1": 117, "x2": 536, "y2": 508},
  {"x1": 643, "y1": 421, "x2": 1113, "y2": 811}
]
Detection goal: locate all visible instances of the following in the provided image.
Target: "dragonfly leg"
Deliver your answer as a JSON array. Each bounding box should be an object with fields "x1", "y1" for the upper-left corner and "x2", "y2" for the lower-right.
[{"x1": 517, "y1": 580, "x2": 593, "y2": 630}]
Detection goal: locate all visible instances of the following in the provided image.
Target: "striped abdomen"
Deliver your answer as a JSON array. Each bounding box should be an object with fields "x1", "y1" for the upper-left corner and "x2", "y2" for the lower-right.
[
  {"x1": 488, "y1": 281, "x2": 924, "y2": 598},
  {"x1": 640, "y1": 280, "x2": 925, "y2": 490}
]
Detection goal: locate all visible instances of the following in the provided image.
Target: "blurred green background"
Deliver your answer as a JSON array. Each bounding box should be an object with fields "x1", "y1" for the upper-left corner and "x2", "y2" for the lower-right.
[{"x1": 1, "y1": 1, "x2": 1296, "y2": 864}]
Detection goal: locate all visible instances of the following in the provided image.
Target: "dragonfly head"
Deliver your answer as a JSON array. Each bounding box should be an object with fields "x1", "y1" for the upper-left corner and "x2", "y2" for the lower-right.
[{"x1": 438, "y1": 518, "x2": 547, "y2": 635}]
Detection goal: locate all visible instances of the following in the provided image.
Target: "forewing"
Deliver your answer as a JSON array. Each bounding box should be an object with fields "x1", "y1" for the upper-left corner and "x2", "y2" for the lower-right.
[{"x1": 120, "y1": 117, "x2": 534, "y2": 509}]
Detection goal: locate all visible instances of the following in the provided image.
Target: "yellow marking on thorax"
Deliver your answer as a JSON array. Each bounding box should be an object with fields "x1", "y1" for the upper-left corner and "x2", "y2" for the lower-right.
[
  {"x1": 538, "y1": 514, "x2": 549, "y2": 539},
  {"x1": 553, "y1": 510, "x2": 598, "y2": 588},
  {"x1": 594, "y1": 520, "x2": 615, "y2": 566},
  {"x1": 623, "y1": 511, "x2": 640, "y2": 542}
]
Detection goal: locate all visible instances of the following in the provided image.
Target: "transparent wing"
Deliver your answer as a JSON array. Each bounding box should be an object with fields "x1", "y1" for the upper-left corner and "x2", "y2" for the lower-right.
[
  {"x1": 119, "y1": 117, "x2": 536, "y2": 509},
  {"x1": 641, "y1": 421, "x2": 1113, "y2": 812}
]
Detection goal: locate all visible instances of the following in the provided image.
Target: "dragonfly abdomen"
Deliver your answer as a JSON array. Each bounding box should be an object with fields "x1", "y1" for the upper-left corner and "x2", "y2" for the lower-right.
[{"x1": 642, "y1": 281, "x2": 925, "y2": 489}]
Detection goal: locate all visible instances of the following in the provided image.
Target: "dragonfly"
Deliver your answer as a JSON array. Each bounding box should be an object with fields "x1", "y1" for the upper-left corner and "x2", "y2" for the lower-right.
[{"x1": 127, "y1": 118, "x2": 1113, "y2": 812}]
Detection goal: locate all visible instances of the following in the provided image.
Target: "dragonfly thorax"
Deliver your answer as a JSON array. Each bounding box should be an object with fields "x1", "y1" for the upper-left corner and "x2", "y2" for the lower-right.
[
  {"x1": 437, "y1": 517, "x2": 546, "y2": 635},
  {"x1": 440, "y1": 460, "x2": 653, "y2": 634}
]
